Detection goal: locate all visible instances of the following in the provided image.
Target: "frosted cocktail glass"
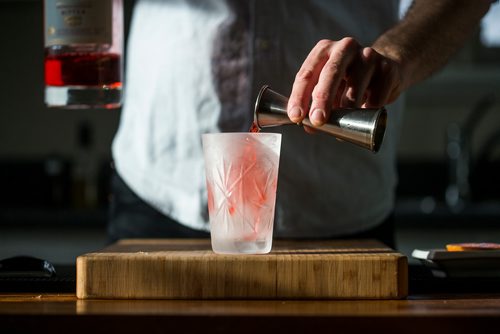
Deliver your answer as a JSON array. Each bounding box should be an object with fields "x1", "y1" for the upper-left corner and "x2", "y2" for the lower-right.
[{"x1": 202, "y1": 133, "x2": 282, "y2": 254}]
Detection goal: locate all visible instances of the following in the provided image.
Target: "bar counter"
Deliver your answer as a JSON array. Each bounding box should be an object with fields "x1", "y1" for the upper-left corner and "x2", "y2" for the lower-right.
[{"x1": 2, "y1": 291, "x2": 500, "y2": 333}]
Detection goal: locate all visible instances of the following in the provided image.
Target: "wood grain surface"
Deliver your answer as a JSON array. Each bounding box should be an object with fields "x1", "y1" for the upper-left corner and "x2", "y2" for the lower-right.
[
  {"x1": 76, "y1": 239, "x2": 407, "y2": 300},
  {"x1": 3, "y1": 293, "x2": 500, "y2": 316},
  {"x1": 4, "y1": 293, "x2": 500, "y2": 334}
]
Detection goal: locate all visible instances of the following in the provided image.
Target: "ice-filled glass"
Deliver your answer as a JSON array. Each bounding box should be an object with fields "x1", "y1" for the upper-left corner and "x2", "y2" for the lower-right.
[{"x1": 202, "y1": 133, "x2": 281, "y2": 254}]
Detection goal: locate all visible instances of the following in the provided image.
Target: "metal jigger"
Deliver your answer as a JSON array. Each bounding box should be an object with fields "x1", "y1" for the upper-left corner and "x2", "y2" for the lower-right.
[{"x1": 253, "y1": 85, "x2": 387, "y2": 152}]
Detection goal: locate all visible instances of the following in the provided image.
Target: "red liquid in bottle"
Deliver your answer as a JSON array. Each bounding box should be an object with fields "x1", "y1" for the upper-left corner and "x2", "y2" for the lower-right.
[{"x1": 44, "y1": 52, "x2": 121, "y2": 87}]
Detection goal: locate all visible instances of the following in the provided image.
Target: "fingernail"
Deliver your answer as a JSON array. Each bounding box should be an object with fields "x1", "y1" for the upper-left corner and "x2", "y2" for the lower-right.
[
  {"x1": 289, "y1": 106, "x2": 303, "y2": 120},
  {"x1": 311, "y1": 109, "x2": 326, "y2": 124}
]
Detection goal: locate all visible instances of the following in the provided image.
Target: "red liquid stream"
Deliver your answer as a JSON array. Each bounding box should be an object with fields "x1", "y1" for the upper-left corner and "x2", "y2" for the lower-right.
[
  {"x1": 249, "y1": 121, "x2": 260, "y2": 133},
  {"x1": 247, "y1": 121, "x2": 266, "y2": 239},
  {"x1": 44, "y1": 52, "x2": 121, "y2": 87}
]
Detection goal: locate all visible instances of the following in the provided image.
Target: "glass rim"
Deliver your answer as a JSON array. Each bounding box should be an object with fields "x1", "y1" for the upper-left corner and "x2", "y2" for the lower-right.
[{"x1": 202, "y1": 132, "x2": 281, "y2": 138}]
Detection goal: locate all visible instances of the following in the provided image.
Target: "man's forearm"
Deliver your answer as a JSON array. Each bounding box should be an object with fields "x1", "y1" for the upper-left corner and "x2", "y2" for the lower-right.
[{"x1": 373, "y1": 0, "x2": 492, "y2": 91}]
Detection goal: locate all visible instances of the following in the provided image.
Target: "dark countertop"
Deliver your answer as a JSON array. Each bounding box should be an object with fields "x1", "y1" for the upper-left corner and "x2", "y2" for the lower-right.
[{"x1": 2, "y1": 292, "x2": 500, "y2": 334}]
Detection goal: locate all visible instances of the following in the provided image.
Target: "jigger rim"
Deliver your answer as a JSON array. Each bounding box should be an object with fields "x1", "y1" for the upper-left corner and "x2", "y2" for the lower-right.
[
  {"x1": 253, "y1": 85, "x2": 271, "y2": 130},
  {"x1": 371, "y1": 108, "x2": 387, "y2": 153}
]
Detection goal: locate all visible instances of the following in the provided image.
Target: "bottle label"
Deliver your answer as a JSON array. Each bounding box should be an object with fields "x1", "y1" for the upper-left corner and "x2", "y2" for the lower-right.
[{"x1": 44, "y1": 0, "x2": 112, "y2": 47}]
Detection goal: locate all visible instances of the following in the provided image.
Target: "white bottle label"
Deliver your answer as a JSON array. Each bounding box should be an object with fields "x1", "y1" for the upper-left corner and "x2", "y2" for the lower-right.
[{"x1": 44, "y1": 0, "x2": 112, "y2": 47}]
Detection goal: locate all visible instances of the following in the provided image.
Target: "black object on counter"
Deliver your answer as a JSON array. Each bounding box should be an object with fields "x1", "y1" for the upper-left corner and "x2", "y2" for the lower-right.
[
  {"x1": 0, "y1": 256, "x2": 75, "y2": 293},
  {"x1": 0, "y1": 256, "x2": 56, "y2": 278}
]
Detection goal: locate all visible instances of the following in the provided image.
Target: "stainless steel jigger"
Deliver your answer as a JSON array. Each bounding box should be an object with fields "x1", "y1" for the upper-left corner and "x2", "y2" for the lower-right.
[{"x1": 253, "y1": 85, "x2": 387, "y2": 152}]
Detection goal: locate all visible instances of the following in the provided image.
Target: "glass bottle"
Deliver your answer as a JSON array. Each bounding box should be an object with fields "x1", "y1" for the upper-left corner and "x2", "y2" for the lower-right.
[{"x1": 43, "y1": 0, "x2": 123, "y2": 109}]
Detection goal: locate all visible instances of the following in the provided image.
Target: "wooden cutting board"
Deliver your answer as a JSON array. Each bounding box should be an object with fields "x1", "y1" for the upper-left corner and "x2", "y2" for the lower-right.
[{"x1": 76, "y1": 239, "x2": 407, "y2": 299}]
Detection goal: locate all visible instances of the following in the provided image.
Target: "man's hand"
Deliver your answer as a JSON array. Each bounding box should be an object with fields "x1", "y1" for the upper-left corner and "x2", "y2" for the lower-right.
[
  {"x1": 287, "y1": 37, "x2": 403, "y2": 127},
  {"x1": 287, "y1": 0, "x2": 493, "y2": 129}
]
